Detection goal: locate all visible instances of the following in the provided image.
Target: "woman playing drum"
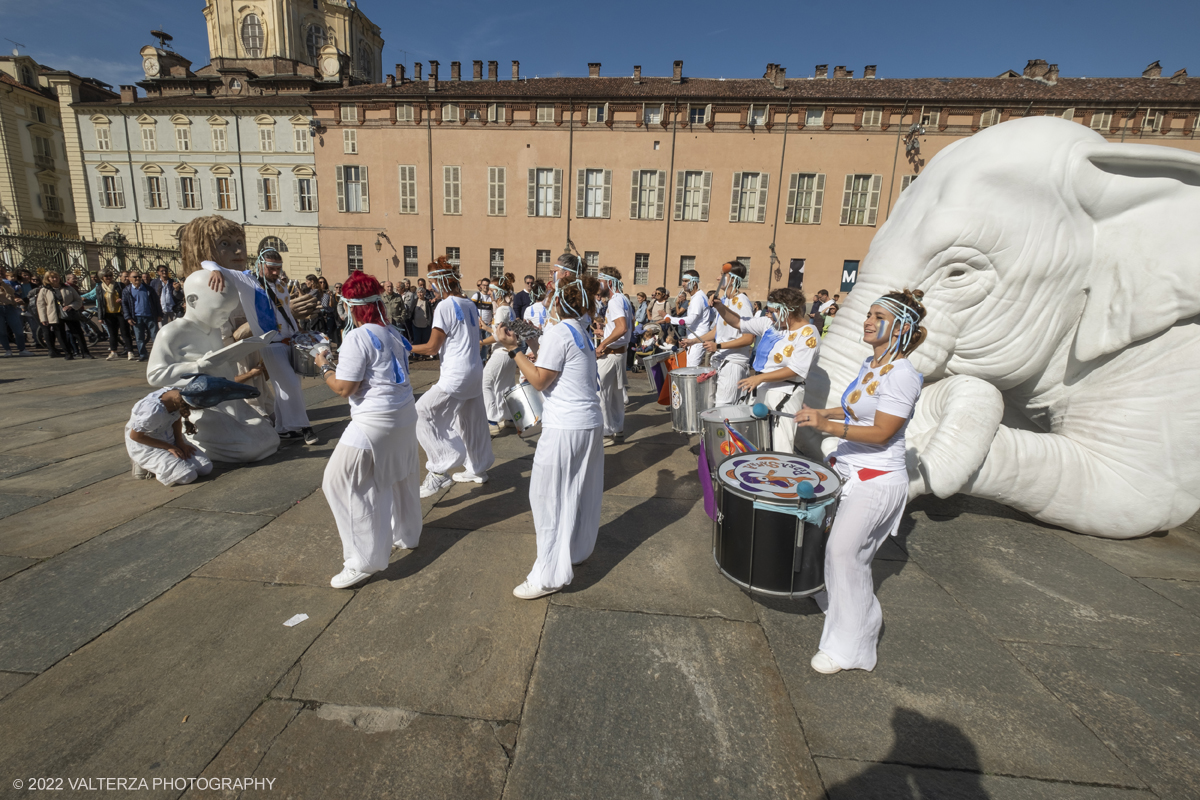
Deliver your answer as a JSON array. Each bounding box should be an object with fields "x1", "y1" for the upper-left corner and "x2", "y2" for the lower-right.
[{"x1": 794, "y1": 289, "x2": 927, "y2": 673}]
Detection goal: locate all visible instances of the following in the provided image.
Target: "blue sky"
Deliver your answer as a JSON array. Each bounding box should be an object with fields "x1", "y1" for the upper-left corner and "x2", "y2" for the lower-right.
[{"x1": 2, "y1": 0, "x2": 1196, "y2": 89}]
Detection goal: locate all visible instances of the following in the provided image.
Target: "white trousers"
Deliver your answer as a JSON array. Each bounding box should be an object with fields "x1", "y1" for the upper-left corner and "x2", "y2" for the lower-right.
[
  {"x1": 482, "y1": 347, "x2": 518, "y2": 423},
  {"x1": 126, "y1": 439, "x2": 213, "y2": 486},
  {"x1": 597, "y1": 352, "x2": 625, "y2": 436},
  {"x1": 415, "y1": 385, "x2": 495, "y2": 476},
  {"x1": 815, "y1": 469, "x2": 908, "y2": 671},
  {"x1": 322, "y1": 440, "x2": 423, "y2": 574},
  {"x1": 261, "y1": 343, "x2": 310, "y2": 433},
  {"x1": 756, "y1": 384, "x2": 805, "y2": 452},
  {"x1": 712, "y1": 354, "x2": 750, "y2": 406},
  {"x1": 686, "y1": 342, "x2": 707, "y2": 370},
  {"x1": 528, "y1": 426, "x2": 604, "y2": 590}
]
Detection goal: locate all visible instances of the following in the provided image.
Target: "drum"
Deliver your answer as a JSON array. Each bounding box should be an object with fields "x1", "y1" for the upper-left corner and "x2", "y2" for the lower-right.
[
  {"x1": 503, "y1": 382, "x2": 543, "y2": 437},
  {"x1": 669, "y1": 367, "x2": 717, "y2": 434},
  {"x1": 700, "y1": 405, "x2": 772, "y2": 473},
  {"x1": 641, "y1": 350, "x2": 674, "y2": 391},
  {"x1": 289, "y1": 332, "x2": 332, "y2": 377},
  {"x1": 713, "y1": 452, "x2": 841, "y2": 597}
]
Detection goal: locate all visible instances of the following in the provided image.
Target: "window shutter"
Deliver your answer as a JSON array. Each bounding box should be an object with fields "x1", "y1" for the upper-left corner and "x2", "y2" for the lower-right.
[
  {"x1": 443, "y1": 166, "x2": 452, "y2": 214},
  {"x1": 293, "y1": 178, "x2": 300, "y2": 211},
  {"x1": 527, "y1": 168, "x2": 536, "y2": 216},
  {"x1": 488, "y1": 167, "x2": 497, "y2": 216},
  {"x1": 229, "y1": 179, "x2": 238, "y2": 210},
  {"x1": 98, "y1": 183, "x2": 105, "y2": 208},
  {"x1": 257, "y1": 178, "x2": 266, "y2": 211},
  {"x1": 812, "y1": 173, "x2": 825, "y2": 224},
  {"x1": 839, "y1": 174, "x2": 853, "y2": 225},
  {"x1": 655, "y1": 170, "x2": 667, "y2": 220},
  {"x1": 700, "y1": 171, "x2": 712, "y2": 221},
  {"x1": 359, "y1": 167, "x2": 369, "y2": 213},
  {"x1": 866, "y1": 174, "x2": 882, "y2": 226},
  {"x1": 785, "y1": 173, "x2": 798, "y2": 224},
  {"x1": 552, "y1": 168, "x2": 562, "y2": 217},
  {"x1": 673, "y1": 170, "x2": 685, "y2": 221},
  {"x1": 175, "y1": 178, "x2": 183, "y2": 208},
  {"x1": 576, "y1": 168, "x2": 586, "y2": 217},
  {"x1": 194, "y1": 178, "x2": 201, "y2": 207},
  {"x1": 211, "y1": 178, "x2": 219, "y2": 207},
  {"x1": 116, "y1": 177, "x2": 125, "y2": 208},
  {"x1": 495, "y1": 166, "x2": 505, "y2": 216},
  {"x1": 310, "y1": 178, "x2": 318, "y2": 212},
  {"x1": 705, "y1": 104, "x2": 712, "y2": 124},
  {"x1": 729, "y1": 172, "x2": 742, "y2": 222},
  {"x1": 601, "y1": 169, "x2": 611, "y2": 219},
  {"x1": 756, "y1": 173, "x2": 769, "y2": 223},
  {"x1": 629, "y1": 170, "x2": 639, "y2": 219},
  {"x1": 141, "y1": 178, "x2": 150, "y2": 207},
  {"x1": 336, "y1": 165, "x2": 345, "y2": 212},
  {"x1": 452, "y1": 166, "x2": 460, "y2": 214}
]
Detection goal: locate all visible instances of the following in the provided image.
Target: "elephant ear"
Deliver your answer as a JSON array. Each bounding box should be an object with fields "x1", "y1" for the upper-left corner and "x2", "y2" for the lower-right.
[{"x1": 1072, "y1": 142, "x2": 1200, "y2": 362}]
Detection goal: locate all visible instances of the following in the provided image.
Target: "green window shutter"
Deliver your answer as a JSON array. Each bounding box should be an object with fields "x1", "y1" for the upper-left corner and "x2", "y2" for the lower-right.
[
  {"x1": 785, "y1": 173, "x2": 798, "y2": 224},
  {"x1": 673, "y1": 170, "x2": 685, "y2": 221},
  {"x1": 576, "y1": 168, "x2": 586, "y2": 218},
  {"x1": 601, "y1": 169, "x2": 612, "y2": 219},
  {"x1": 839, "y1": 174, "x2": 853, "y2": 225},
  {"x1": 527, "y1": 168, "x2": 536, "y2": 216},
  {"x1": 552, "y1": 168, "x2": 562, "y2": 217},
  {"x1": 729, "y1": 172, "x2": 742, "y2": 222},
  {"x1": 756, "y1": 173, "x2": 769, "y2": 223},
  {"x1": 629, "y1": 170, "x2": 639, "y2": 219},
  {"x1": 655, "y1": 170, "x2": 667, "y2": 220},
  {"x1": 866, "y1": 174, "x2": 882, "y2": 226},
  {"x1": 700, "y1": 171, "x2": 711, "y2": 221},
  {"x1": 812, "y1": 174, "x2": 825, "y2": 224},
  {"x1": 335, "y1": 165, "x2": 345, "y2": 212},
  {"x1": 359, "y1": 167, "x2": 369, "y2": 213}
]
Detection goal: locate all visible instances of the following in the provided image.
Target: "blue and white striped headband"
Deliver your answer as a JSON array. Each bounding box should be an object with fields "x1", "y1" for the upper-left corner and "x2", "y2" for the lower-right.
[
  {"x1": 340, "y1": 293, "x2": 386, "y2": 336},
  {"x1": 874, "y1": 296, "x2": 920, "y2": 358},
  {"x1": 598, "y1": 272, "x2": 623, "y2": 294},
  {"x1": 428, "y1": 268, "x2": 457, "y2": 294},
  {"x1": 682, "y1": 274, "x2": 700, "y2": 291}
]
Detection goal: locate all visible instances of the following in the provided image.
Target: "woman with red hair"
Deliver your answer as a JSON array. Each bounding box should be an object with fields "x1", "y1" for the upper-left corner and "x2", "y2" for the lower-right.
[{"x1": 314, "y1": 271, "x2": 422, "y2": 589}]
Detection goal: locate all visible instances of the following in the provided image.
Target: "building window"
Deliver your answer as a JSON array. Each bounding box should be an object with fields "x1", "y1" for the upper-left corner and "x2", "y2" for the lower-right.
[
  {"x1": 634, "y1": 253, "x2": 650, "y2": 285},
  {"x1": 403, "y1": 246, "x2": 418, "y2": 277},
  {"x1": 144, "y1": 176, "x2": 166, "y2": 209},
  {"x1": 688, "y1": 105, "x2": 709, "y2": 125},
  {"x1": 487, "y1": 103, "x2": 505, "y2": 123},
  {"x1": 178, "y1": 177, "x2": 200, "y2": 209},
  {"x1": 805, "y1": 106, "x2": 825, "y2": 126},
  {"x1": 176, "y1": 127, "x2": 191, "y2": 151},
  {"x1": 466, "y1": 108, "x2": 480, "y2": 121},
  {"x1": 535, "y1": 104, "x2": 554, "y2": 123},
  {"x1": 215, "y1": 176, "x2": 237, "y2": 210},
  {"x1": 241, "y1": 14, "x2": 264, "y2": 58},
  {"x1": 259, "y1": 127, "x2": 275, "y2": 152},
  {"x1": 19, "y1": 65, "x2": 35, "y2": 87},
  {"x1": 442, "y1": 103, "x2": 459, "y2": 122},
  {"x1": 443, "y1": 166, "x2": 461, "y2": 215},
  {"x1": 343, "y1": 129, "x2": 357, "y2": 154},
  {"x1": 643, "y1": 104, "x2": 663, "y2": 125},
  {"x1": 41, "y1": 183, "x2": 62, "y2": 219},
  {"x1": 584, "y1": 251, "x2": 599, "y2": 277},
  {"x1": 588, "y1": 104, "x2": 606, "y2": 123},
  {"x1": 921, "y1": 110, "x2": 940, "y2": 127},
  {"x1": 675, "y1": 170, "x2": 711, "y2": 222},
  {"x1": 862, "y1": 107, "x2": 883, "y2": 127},
  {"x1": 212, "y1": 125, "x2": 227, "y2": 152},
  {"x1": 476, "y1": 167, "x2": 504, "y2": 219},
  {"x1": 305, "y1": 24, "x2": 325, "y2": 62},
  {"x1": 347, "y1": 244, "x2": 363, "y2": 272},
  {"x1": 1145, "y1": 110, "x2": 1163, "y2": 133},
  {"x1": 840, "y1": 174, "x2": 883, "y2": 226},
  {"x1": 258, "y1": 176, "x2": 280, "y2": 211},
  {"x1": 491, "y1": 248, "x2": 506, "y2": 280},
  {"x1": 296, "y1": 177, "x2": 316, "y2": 212},
  {"x1": 336, "y1": 165, "x2": 369, "y2": 213},
  {"x1": 534, "y1": 249, "x2": 551, "y2": 280},
  {"x1": 141, "y1": 126, "x2": 157, "y2": 152},
  {"x1": 294, "y1": 126, "x2": 311, "y2": 152},
  {"x1": 33, "y1": 136, "x2": 54, "y2": 169},
  {"x1": 529, "y1": 168, "x2": 561, "y2": 218},
  {"x1": 678, "y1": 255, "x2": 696, "y2": 285},
  {"x1": 445, "y1": 247, "x2": 460, "y2": 268},
  {"x1": 398, "y1": 104, "x2": 415, "y2": 122},
  {"x1": 101, "y1": 175, "x2": 125, "y2": 208},
  {"x1": 578, "y1": 168, "x2": 610, "y2": 219},
  {"x1": 900, "y1": 175, "x2": 916, "y2": 192},
  {"x1": 980, "y1": 108, "x2": 1001, "y2": 128},
  {"x1": 340, "y1": 104, "x2": 358, "y2": 123},
  {"x1": 95, "y1": 126, "x2": 111, "y2": 151},
  {"x1": 260, "y1": 236, "x2": 288, "y2": 254},
  {"x1": 1090, "y1": 110, "x2": 1113, "y2": 131},
  {"x1": 398, "y1": 165, "x2": 418, "y2": 214},
  {"x1": 1059, "y1": 107, "x2": 1075, "y2": 121},
  {"x1": 786, "y1": 173, "x2": 825, "y2": 224},
  {"x1": 630, "y1": 170, "x2": 665, "y2": 220},
  {"x1": 749, "y1": 104, "x2": 767, "y2": 126},
  {"x1": 730, "y1": 172, "x2": 769, "y2": 223},
  {"x1": 34, "y1": 105, "x2": 46, "y2": 124}
]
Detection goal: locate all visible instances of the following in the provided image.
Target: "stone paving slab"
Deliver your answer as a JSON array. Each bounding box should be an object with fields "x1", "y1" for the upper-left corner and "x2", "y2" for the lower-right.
[
  {"x1": 1137, "y1": 577, "x2": 1200, "y2": 616},
  {"x1": 0, "y1": 577, "x2": 348, "y2": 787},
  {"x1": 181, "y1": 700, "x2": 302, "y2": 800},
  {"x1": 904, "y1": 512, "x2": 1200, "y2": 653},
  {"x1": 0, "y1": 492, "x2": 47, "y2": 519},
  {"x1": 815, "y1": 757, "x2": 1156, "y2": 800},
  {"x1": 168, "y1": 439, "x2": 336, "y2": 517},
  {"x1": 0, "y1": 400, "x2": 136, "y2": 450},
  {"x1": 290, "y1": 530, "x2": 544, "y2": 721},
  {"x1": 0, "y1": 472, "x2": 203, "y2": 559},
  {"x1": 0, "y1": 452, "x2": 54, "y2": 480},
  {"x1": 0, "y1": 507, "x2": 272, "y2": 673},
  {"x1": 0, "y1": 670, "x2": 33, "y2": 701},
  {"x1": 603, "y1": 440, "x2": 705, "y2": 500},
  {"x1": 6, "y1": 421, "x2": 128, "y2": 464},
  {"x1": 239, "y1": 705, "x2": 509, "y2": 800},
  {"x1": 1008, "y1": 643, "x2": 1200, "y2": 799},
  {"x1": 1056, "y1": 527, "x2": 1200, "y2": 581},
  {"x1": 757, "y1": 560, "x2": 1139, "y2": 787},
  {"x1": 0, "y1": 555, "x2": 36, "y2": 580},
  {"x1": 505, "y1": 605, "x2": 825, "y2": 800},
  {"x1": 0, "y1": 444, "x2": 130, "y2": 497}
]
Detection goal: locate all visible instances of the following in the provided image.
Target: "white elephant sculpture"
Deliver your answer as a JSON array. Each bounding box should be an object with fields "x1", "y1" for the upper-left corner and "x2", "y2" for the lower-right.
[{"x1": 805, "y1": 116, "x2": 1200, "y2": 539}]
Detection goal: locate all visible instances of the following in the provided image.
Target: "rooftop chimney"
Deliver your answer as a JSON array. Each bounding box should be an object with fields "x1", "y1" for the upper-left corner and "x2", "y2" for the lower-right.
[
  {"x1": 396, "y1": 63, "x2": 406, "y2": 83},
  {"x1": 765, "y1": 63, "x2": 777, "y2": 81},
  {"x1": 1023, "y1": 59, "x2": 1049, "y2": 79},
  {"x1": 488, "y1": 60, "x2": 498, "y2": 80},
  {"x1": 428, "y1": 60, "x2": 438, "y2": 91},
  {"x1": 512, "y1": 60, "x2": 519, "y2": 80},
  {"x1": 673, "y1": 60, "x2": 683, "y2": 84},
  {"x1": 774, "y1": 66, "x2": 786, "y2": 89},
  {"x1": 844, "y1": 68, "x2": 854, "y2": 78},
  {"x1": 450, "y1": 61, "x2": 461, "y2": 81},
  {"x1": 1143, "y1": 60, "x2": 1162, "y2": 78},
  {"x1": 589, "y1": 62, "x2": 601, "y2": 78},
  {"x1": 863, "y1": 65, "x2": 877, "y2": 79},
  {"x1": 633, "y1": 65, "x2": 642, "y2": 83},
  {"x1": 472, "y1": 60, "x2": 482, "y2": 80},
  {"x1": 386, "y1": 74, "x2": 394, "y2": 88},
  {"x1": 1045, "y1": 64, "x2": 1059, "y2": 83},
  {"x1": 833, "y1": 65, "x2": 847, "y2": 78},
  {"x1": 414, "y1": 62, "x2": 422, "y2": 81},
  {"x1": 1170, "y1": 67, "x2": 1188, "y2": 84},
  {"x1": 815, "y1": 64, "x2": 828, "y2": 79},
  {"x1": 120, "y1": 84, "x2": 138, "y2": 103}
]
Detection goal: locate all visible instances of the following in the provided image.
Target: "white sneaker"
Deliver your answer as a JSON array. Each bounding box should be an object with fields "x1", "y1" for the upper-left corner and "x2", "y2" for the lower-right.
[
  {"x1": 603, "y1": 434, "x2": 624, "y2": 447},
  {"x1": 419, "y1": 471, "x2": 452, "y2": 498},
  {"x1": 810, "y1": 651, "x2": 843, "y2": 675},
  {"x1": 512, "y1": 580, "x2": 557, "y2": 600},
  {"x1": 489, "y1": 423, "x2": 502, "y2": 436},
  {"x1": 127, "y1": 353, "x2": 136, "y2": 361},
  {"x1": 131, "y1": 461, "x2": 152, "y2": 480},
  {"x1": 106, "y1": 352, "x2": 117, "y2": 361},
  {"x1": 330, "y1": 566, "x2": 373, "y2": 589},
  {"x1": 452, "y1": 471, "x2": 488, "y2": 484}
]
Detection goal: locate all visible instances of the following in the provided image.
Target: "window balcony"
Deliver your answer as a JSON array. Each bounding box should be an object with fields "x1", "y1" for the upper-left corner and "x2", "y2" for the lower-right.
[{"x1": 35, "y1": 154, "x2": 56, "y2": 171}]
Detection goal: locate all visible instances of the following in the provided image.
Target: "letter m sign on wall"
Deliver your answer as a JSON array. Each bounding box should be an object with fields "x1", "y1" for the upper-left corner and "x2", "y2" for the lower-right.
[{"x1": 840, "y1": 260, "x2": 860, "y2": 293}]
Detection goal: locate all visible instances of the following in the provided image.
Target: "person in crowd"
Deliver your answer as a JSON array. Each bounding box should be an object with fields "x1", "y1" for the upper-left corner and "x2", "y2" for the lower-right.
[
  {"x1": 473, "y1": 277, "x2": 495, "y2": 327},
  {"x1": 315, "y1": 271, "x2": 423, "y2": 589},
  {"x1": 381, "y1": 281, "x2": 406, "y2": 333},
  {"x1": 634, "y1": 292, "x2": 648, "y2": 326},
  {"x1": 820, "y1": 293, "x2": 837, "y2": 314},
  {"x1": 13, "y1": 269, "x2": 35, "y2": 303},
  {"x1": 810, "y1": 289, "x2": 830, "y2": 331},
  {"x1": 410, "y1": 278, "x2": 433, "y2": 354},
  {"x1": 83, "y1": 269, "x2": 132, "y2": 360},
  {"x1": 753, "y1": 300, "x2": 765, "y2": 318},
  {"x1": 497, "y1": 274, "x2": 604, "y2": 599},
  {"x1": 315, "y1": 277, "x2": 338, "y2": 342},
  {"x1": 523, "y1": 278, "x2": 549, "y2": 331},
  {"x1": 512, "y1": 274, "x2": 534, "y2": 322},
  {"x1": 481, "y1": 274, "x2": 518, "y2": 435},
  {"x1": 409, "y1": 257, "x2": 494, "y2": 495},
  {"x1": 698, "y1": 261, "x2": 755, "y2": 405},
  {"x1": 121, "y1": 271, "x2": 161, "y2": 361},
  {"x1": 0, "y1": 266, "x2": 30, "y2": 357},
  {"x1": 647, "y1": 287, "x2": 668, "y2": 324},
  {"x1": 39, "y1": 270, "x2": 93, "y2": 360},
  {"x1": 823, "y1": 304, "x2": 839, "y2": 335},
  {"x1": 669, "y1": 270, "x2": 715, "y2": 368},
  {"x1": 595, "y1": 267, "x2": 633, "y2": 446},
  {"x1": 795, "y1": 290, "x2": 927, "y2": 675},
  {"x1": 399, "y1": 280, "x2": 416, "y2": 340}
]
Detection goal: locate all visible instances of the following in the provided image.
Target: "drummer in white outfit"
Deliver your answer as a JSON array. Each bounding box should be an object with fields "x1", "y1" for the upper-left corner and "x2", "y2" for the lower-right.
[
  {"x1": 711, "y1": 286, "x2": 819, "y2": 452},
  {"x1": 315, "y1": 271, "x2": 423, "y2": 589},
  {"x1": 595, "y1": 267, "x2": 633, "y2": 447},
  {"x1": 668, "y1": 270, "x2": 714, "y2": 368},
  {"x1": 697, "y1": 261, "x2": 755, "y2": 405},
  {"x1": 481, "y1": 275, "x2": 519, "y2": 435},
  {"x1": 795, "y1": 289, "x2": 927, "y2": 674},
  {"x1": 409, "y1": 257, "x2": 495, "y2": 496},
  {"x1": 496, "y1": 275, "x2": 604, "y2": 600}
]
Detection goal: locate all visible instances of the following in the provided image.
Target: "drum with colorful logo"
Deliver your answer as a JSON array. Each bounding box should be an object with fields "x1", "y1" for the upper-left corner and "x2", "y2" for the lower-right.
[
  {"x1": 503, "y1": 382, "x2": 543, "y2": 437},
  {"x1": 713, "y1": 452, "x2": 841, "y2": 597},
  {"x1": 669, "y1": 367, "x2": 717, "y2": 434},
  {"x1": 699, "y1": 405, "x2": 771, "y2": 473}
]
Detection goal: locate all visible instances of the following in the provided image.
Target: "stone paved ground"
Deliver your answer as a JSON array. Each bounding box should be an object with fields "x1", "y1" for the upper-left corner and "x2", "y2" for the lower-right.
[{"x1": 0, "y1": 353, "x2": 1198, "y2": 799}]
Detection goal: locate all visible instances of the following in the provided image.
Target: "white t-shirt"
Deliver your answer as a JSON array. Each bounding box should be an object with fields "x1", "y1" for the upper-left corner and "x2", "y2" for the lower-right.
[
  {"x1": 819, "y1": 300, "x2": 836, "y2": 313},
  {"x1": 832, "y1": 357, "x2": 923, "y2": 472},
  {"x1": 431, "y1": 296, "x2": 483, "y2": 398},
  {"x1": 126, "y1": 388, "x2": 176, "y2": 442},
  {"x1": 741, "y1": 318, "x2": 821, "y2": 393},
  {"x1": 523, "y1": 302, "x2": 549, "y2": 328},
  {"x1": 491, "y1": 304, "x2": 514, "y2": 353},
  {"x1": 536, "y1": 318, "x2": 602, "y2": 430},
  {"x1": 603, "y1": 293, "x2": 633, "y2": 348},
  {"x1": 674, "y1": 291, "x2": 713, "y2": 338},
  {"x1": 714, "y1": 292, "x2": 752, "y2": 362},
  {"x1": 335, "y1": 324, "x2": 415, "y2": 449},
  {"x1": 472, "y1": 291, "x2": 494, "y2": 324}
]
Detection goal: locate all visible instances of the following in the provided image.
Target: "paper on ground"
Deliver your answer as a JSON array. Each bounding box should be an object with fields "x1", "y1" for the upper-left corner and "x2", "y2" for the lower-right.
[{"x1": 283, "y1": 613, "x2": 309, "y2": 627}]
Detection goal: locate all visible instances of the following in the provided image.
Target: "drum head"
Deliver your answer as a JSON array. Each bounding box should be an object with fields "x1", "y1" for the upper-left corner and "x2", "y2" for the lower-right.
[
  {"x1": 716, "y1": 452, "x2": 840, "y2": 503},
  {"x1": 670, "y1": 367, "x2": 707, "y2": 377},
  {"x1": 700, "y1": 404, "x2": 757, "y2": 424}
]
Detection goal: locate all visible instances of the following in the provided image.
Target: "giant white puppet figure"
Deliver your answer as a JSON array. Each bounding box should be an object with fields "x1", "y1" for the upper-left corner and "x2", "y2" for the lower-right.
[
  {"x1": 803, "y1": 116, "x2": 1200, "y2": 539},
  {"x1": 146, "y1": 271, "x2": 280, "y2": 462}
]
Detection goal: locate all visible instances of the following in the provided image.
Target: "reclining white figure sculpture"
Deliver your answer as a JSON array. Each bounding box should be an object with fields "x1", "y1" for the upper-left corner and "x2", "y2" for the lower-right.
[
  {"x1": 146, "y1": 271, "x2": 280, "y2": 462},
  {"x1": 804, "y1": 116, "x2": 1200, "y2": 539}
]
